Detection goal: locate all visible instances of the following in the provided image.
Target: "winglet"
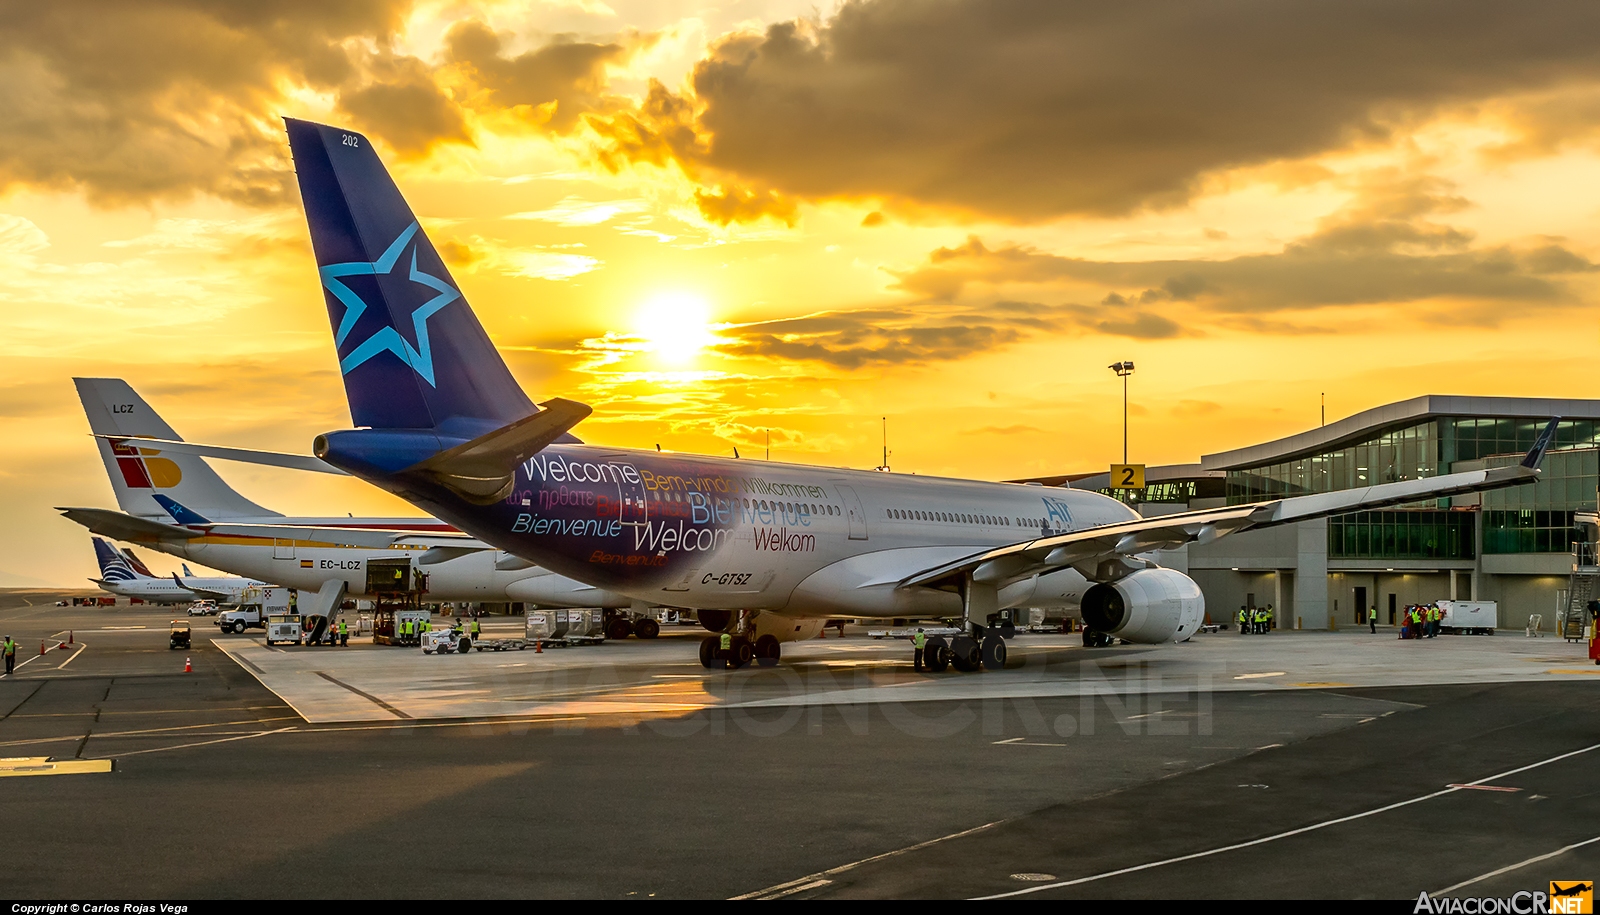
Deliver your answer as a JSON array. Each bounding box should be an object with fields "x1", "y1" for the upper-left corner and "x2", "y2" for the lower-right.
[{"x1": 1521, "y1": 417, "x2": 1561, "y2": 469}]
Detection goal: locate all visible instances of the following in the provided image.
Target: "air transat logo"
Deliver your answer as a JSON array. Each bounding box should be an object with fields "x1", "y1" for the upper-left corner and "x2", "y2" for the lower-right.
[{"x1": 319, "y1": 221, "x2": 460, "y2": 386}]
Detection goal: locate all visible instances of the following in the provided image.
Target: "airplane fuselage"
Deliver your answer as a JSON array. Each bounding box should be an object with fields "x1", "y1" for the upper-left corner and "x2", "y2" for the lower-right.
[
  {"x1": 376, "y1": 444, "x2": 1141, "y2": 620},
  {"x1": 130, "y1": 516, "x2": 633, "y2": 607}
]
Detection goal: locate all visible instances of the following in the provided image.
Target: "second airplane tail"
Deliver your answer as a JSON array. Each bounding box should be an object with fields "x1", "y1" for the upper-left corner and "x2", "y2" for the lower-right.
[{"x1": 76, "y1": 378, "x2": 278, "y2": 522}]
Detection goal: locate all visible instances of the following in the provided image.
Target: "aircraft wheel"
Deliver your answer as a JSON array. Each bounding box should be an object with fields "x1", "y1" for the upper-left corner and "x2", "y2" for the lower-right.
[
  {"x1": 698, "y1": 637, "x2": 717, "y2": 669},
  {"x1": 981, "y1": 636, "x2": 1007, "y2": 671},
  {"x1": 733, "y1": 638, "x2": 755, "y2": 669},
  {"x1": 754, "y1": 634, "x2": 781, "y2": 667},
  {"x1": 606, "y1": 617, "x2": 634, "y2": 641},
  {"x1": 950, "y1": 636, "x2": 980, "y2": 672},
  {"x1": 925, "y1": 637, "x2": 950, "y2": 672},
  {"x1": 457, "y1": 638, "x2": 471, "y2": 654},
  {"x1": 635, "y1": 618, "x2": 660, "y2": 640}
]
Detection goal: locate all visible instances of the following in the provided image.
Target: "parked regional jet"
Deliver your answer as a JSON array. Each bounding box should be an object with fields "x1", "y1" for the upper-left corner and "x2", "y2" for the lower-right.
[
  {"x1": 167, "y1": 118, "x2": 1561, "y2": 671},
  {"x1": 59, "y1": 379, "x2": 647, "y2": 633},
  {"x1": 89, "y1": 537, "x2": 261, "y2": 604}
]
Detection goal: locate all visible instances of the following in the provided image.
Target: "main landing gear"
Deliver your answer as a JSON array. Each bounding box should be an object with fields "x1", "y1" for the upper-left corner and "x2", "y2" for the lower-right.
[
  {"x1": 700, "y1": 634, "x2": 779, "y2": 669},
  {"x1": 922, "y1": 632, "x2": 1007, "y2": 673},
  {"x1": 604, "y1": 611, "x2": 661, "y2": 641}
]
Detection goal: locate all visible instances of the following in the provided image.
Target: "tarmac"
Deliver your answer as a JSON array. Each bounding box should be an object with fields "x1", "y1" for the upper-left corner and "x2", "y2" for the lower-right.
[{"x1": 2, "y1": 588, "x2": 1598, "y2": 899}]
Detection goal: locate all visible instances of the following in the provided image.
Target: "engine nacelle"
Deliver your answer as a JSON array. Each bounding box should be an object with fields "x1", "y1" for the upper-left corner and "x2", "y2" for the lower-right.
[{"x1": 1080, "y1": 568, "x2": 1204, "y2": 644}]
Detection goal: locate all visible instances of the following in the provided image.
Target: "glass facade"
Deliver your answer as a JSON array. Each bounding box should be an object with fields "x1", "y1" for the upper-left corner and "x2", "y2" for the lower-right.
[
  {"x1": 1481, "y1": 449, "x2": 1599, "y2": 554},
  {"x1": 1099, "y1": 478, "x2": 1226, "y2": 505},
  {"x1": 1225, "y1": 419, "x2": 1600, "y2": 556},
  {"x1": 1329, "y1": 510, "x2": 1476, "y2": 560}
]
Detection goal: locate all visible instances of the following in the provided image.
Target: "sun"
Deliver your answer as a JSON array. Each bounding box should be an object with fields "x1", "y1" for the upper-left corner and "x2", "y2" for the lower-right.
[{"x1": 635, "y1": 292, "x2": 716, "y2": 365}]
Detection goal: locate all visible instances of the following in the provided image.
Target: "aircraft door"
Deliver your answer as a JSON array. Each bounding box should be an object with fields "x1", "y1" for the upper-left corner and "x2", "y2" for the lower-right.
[
  {"x1": 617, "y1": 468, "x2": 648, "y2": 526},
  {"x1": 273, "y1": 538, "x2": 296, "y2": 560},
  {"x1": 835, "y1": 484, "x2": 868, "y2": 541}
]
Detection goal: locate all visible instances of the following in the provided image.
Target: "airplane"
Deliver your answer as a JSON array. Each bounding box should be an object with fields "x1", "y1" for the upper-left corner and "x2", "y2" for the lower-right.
[
  {"x1": 58, "y1": 379, "x2": 651, "y2": 636},
  {"x1": 1552, "y1": 883, "x2": 1593, "y2": 897},
  {"x1": 170, "y1": 117, "x2": 1557, "y2": 672},
  {"x1": 88, "y1": 536, "x2": 261, "y2": 605}
]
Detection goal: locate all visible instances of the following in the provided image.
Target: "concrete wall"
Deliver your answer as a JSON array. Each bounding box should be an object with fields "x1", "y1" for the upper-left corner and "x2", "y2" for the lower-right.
[{"x1": 1475, "y1": 574, "x2": 1570, "y2": 632}]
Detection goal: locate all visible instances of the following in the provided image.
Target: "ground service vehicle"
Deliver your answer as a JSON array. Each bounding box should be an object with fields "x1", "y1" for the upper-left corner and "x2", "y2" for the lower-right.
[
  {"x1": 265, "y1": 614, "x2": 303, "y2": 646},
  {"x1": 169, "y1": 621, "x2": 191, "y2": 650},
  {"x1": 1438, "y1": 600, "x2": 1498, "y2": 635}
]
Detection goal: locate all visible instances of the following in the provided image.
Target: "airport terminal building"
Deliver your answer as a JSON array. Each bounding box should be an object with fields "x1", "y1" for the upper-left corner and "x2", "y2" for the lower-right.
[{"x1": 1030, "y1": 396, "x2": 1600, "y2": 631}]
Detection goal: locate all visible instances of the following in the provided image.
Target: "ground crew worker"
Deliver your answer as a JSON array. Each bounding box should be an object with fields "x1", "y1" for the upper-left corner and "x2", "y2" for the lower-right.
[
  {"x1": 2, "y1": 635, "x2": 13, "y2": 674},
  {"x1": 402, "y1": 617, "x2": 412, "y2": 644},
  {"x1": 913, "y1": 628, "x2": 927, "y2": 671},
  {"x1": 1252, "y1": 606, "x2": 1265, "y2": 634},
  {"x1": 471, "y1": 617, "x2": 481, "y2": 640},
  {"x1": 1429, "y1": 604, "x2": 1442, "y2": 638},
  {"x1": 1238, "y1": 606, "x2": 1250, "y2": 635},
  {"x1": 1369, "y1": 605, "x2": 1378, "y2": 634},
  {"x1": 719, "y1": 631, "x2": 733, "y2": 669},
  {"x1": 338, "y1": 617, "x2": 348, "y2": 647}
]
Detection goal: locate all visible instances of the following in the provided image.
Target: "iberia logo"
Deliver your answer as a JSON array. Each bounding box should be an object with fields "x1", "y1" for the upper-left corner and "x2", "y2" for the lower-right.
[
  {"x1": 1551, "y1": 882, "x2": 1593, "y2": 914},
  {"x1": 109, "y1": 439, "x2": 183, "y2": 489}
]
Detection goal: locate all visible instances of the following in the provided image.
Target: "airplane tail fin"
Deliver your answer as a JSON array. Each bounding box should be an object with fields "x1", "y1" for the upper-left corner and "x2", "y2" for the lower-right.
[
  {"x1": 120, "y1": 547, "x2": 156, "y2": 577},
  {"x1": 283, "y1": 118, "x2": 535, "y2": 437},
  {"x1": 91, "y1": 537, "x2": 139, "y2": 583},
  {"x1": 75, "y1": 378, "x2": 279, "y2": 522}
]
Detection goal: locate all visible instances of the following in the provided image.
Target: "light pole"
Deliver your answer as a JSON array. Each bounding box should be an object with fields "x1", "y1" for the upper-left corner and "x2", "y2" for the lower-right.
[{"x1": 1109, "y1": 361, "x2": 1135, "y2": 464}]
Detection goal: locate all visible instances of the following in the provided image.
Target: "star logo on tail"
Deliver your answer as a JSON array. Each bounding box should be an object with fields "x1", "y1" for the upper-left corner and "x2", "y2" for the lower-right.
[{"x1": 319, "y1": 221, "x2": 460, "y2": 386}]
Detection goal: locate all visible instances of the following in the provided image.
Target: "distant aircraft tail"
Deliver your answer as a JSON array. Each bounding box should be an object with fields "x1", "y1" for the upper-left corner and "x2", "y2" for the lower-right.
[
  {"x1": 283, "y1": 118, "x2": 535, "y2": 437},
  {"x1": 75, "y1": 378, "x2": 278, "y2": 522},
  {"x1": 120, "y1": 547, "x2": 156, "y2": 577},
  {"x1": 92, "y1": 537, "x2": 140, "y2": 583}
]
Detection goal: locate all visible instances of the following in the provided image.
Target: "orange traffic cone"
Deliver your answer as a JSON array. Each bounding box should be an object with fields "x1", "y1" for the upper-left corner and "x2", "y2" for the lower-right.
[
  {"x1": 184, "y1": 656, "x2": 192, "y2": 673},
  {"x1": 535, "y1": 639, "x2": 543, "y2": 653},
  {"x1": 39, "y1": 641, "x2": 45, "y2": 656},
  {"x1": 68, "y1": 631, "x2": 73, "y2": 645}
]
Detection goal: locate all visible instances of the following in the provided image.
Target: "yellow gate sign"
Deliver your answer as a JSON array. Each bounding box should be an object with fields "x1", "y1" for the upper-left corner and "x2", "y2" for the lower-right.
[{"x1": 1109, "y1": 464, "x2": 1146, "y2": 489}]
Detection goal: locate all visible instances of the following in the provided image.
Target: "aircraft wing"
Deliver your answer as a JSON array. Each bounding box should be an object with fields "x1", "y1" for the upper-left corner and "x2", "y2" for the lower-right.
[
  {"x1": 900, "y1": 418, "x2": 1559, "y2": 592},
  {"x1": 57, "y1": 507, "x2": 203, "y2": 544},
  {"x1": 91, "y1": 434, "x2": 346, "y2": 475},
  {"x1": 170, "y1": 574, "x2": 227, "y2": 601}
]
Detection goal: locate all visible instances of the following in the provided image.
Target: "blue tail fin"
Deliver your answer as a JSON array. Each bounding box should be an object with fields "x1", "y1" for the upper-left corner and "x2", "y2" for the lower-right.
[
  {"x1": 91, "y1": 538, "x2": 138, "y2": 582},
  {"x1": 283, "y1": 118, "x2": 534, "y2": 435}
]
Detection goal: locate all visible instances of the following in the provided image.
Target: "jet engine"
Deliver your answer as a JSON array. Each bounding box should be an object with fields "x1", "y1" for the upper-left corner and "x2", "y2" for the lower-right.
[{"x1": 1079, "y1": 568, "x2": 1204, "y2": 644}]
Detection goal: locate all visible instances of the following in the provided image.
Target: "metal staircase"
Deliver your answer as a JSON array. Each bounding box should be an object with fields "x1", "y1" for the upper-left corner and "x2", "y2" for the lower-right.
[{"x1": 1564, "y1": 541, "x2": 1600, "y2": 642}]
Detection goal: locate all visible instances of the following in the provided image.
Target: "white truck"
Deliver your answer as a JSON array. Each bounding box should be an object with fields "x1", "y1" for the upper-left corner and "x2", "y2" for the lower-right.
[
  {"x1": 1437, "y1": 600, "x2": 1497, "y2": 635},
  {"x1": 218, "y1": 586, "x2": 292, "y2": 634}
]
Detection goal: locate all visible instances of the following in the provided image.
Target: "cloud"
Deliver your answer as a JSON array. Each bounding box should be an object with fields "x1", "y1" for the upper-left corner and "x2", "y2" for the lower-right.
[
  {"x1": 500, "y1": 251, "x2": 601, "y2": 281},
  {"x1": 964, "y1": 424, "x2": 1042, "y2": 436},
  {"x1": 338, "y1": 54, "x2": 472, "y2": 156},
  {"x1": 0, "y1": 1, "x2": 408, "y2": 205},
  {"x1": 445, "y1": 19, "x2": 635, "y2": 132},
  {"x1": 693, "y1": 185, "x2": 798, "y2": 227},
  {"x1": 506, "y1": 195, "x2": 647, "y2": 226},
  {"x1": 892, "y1": 177, "x2": 1598, "y2": 324},
  {"x1": 591, "y1": 0, "x2": 1600, "y2": 221}
]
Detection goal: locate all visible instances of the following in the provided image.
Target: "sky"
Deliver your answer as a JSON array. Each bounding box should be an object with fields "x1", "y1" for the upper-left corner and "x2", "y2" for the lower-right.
[{"x1": 3, "y1": 0, "x2": 1600, "y2": 585}]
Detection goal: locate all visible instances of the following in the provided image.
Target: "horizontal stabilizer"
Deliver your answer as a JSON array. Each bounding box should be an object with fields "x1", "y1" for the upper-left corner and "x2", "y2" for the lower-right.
[
  {"x1": 200, "y1": 522, "x2": 485, "y2": 551},
  {"x1": 91, "y1": 434, "x2": 346, "y2": 475},
  {"x1": 403, "y1": 397, "x2": 592, "y2": 504},
  {"x1": 59, "y1": 507, "x2": 202, "y2": 544}
]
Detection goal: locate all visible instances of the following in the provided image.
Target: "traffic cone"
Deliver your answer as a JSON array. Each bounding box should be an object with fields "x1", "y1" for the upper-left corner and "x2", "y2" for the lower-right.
[
  {"x1": 184, "y1": 656, "x2": 192, "y2": 673},
  {"x1": 535, "y1": 639, "x2": 542, "y2": 653},
  {"x1": 68, "y1": 631, "x2": 73, "y2": 645},
  {"x1": 39, "y1": 641, "x2": 44, "y2": 656}
]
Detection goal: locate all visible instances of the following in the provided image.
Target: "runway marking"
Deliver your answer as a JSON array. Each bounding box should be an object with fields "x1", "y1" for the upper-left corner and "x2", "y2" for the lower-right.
[
  {"x1": 55, "y1": 641, "x2": 86, "y2": 670},
  {"x1": 1233, "y1": 672, "x2": 1285, "y2": 680},
  {"x1": 1434, "y1": 834, "x2": 1600, "y2": 895},
  {"x1": 314, "y1": 671, "x2": 412, "y2": 719},
  {"x1": 296, "y1": 716, "x2": 586, "y2": 734},
  {"x1": 101, "y1": 627, "x2": 147, "y2": 630},
  {"x1": 993, "y1": 737, "x2": 1069, "y2": 748},
  {"x1": 95, "y1": 726, "x2": 297, "y2": 758},
  {"x1": 1545, "y1": 669, "x2": 1600, "y2": 675},
  {"x1": 757, "y1": 879, "x2": 831, "y2": 900},
  {"x1": 1446, "y1": 783, "x2": 1522, "y2": 793},
  {"x1": 973, "y1": 740, "x2": 1600, "y2": 899},
  {"x1": 0, "y1": 716, "x2": 301, "y2": 749},
  {"x1": 0, "y1": 756, "x2": 113, "y2": 777},
  {"x1": 729, "y1": 819, "x2": 1006, "y2": 900}
]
